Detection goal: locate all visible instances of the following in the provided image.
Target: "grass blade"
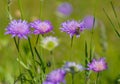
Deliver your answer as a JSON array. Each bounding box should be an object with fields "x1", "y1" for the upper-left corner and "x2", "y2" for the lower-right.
[
  {"x1": 110, "y1": 1, "x2": 120, "y2": 28},
  {"x1": 103, "y1": 8, "x2": 120, "y2": 38}
]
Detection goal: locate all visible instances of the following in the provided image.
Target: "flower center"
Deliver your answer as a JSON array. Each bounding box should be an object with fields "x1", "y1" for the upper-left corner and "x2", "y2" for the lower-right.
[
  {"x1": 15, "y1": 24, "x2": 27, "y2": 34},
  {"x1": 96, "y1": 62, "x2": 104, "y2": 71},
  {"x1": 38, "y1": 22, "x2": 49, "y2": 32}
]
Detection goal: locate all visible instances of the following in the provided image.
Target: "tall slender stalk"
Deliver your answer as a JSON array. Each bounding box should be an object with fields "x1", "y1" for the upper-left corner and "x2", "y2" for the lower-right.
[
  {"x1": 39, "y1": 0, "x2": 43, "y2": 19},
  {"x1": 18, "y1": 0, "x2": 24, "y2": 19},
  {"x1": 50, "y1": 51, "x2": 55, "y2": 69},
  {"x1": 95, "y1": 72, "x2": 100, "y2": 84},
  {"x1": 70, "y1": 36, "x2": 74, "y2": 48},
  {"x1": 28, "y1": 37, "x2": 34, "y2": 59},
  {"x1": 72, "y1": 73, "x2": 75, "y2": 84},
  {"x1": 13, "y1": 37, "x2": 19, "y2": 52}
]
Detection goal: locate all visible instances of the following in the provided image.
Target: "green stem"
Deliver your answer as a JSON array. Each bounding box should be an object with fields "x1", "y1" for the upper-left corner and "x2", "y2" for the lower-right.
[
  {"x1": 18, "y1": 0, "x2": 24, "y2": 19},
  {"x1": 85, "y1": 76, "x2": 90, "y2": 84},
  {"x1": 39, "y1": 0, "x2": 43, "y2": 18},
  {"x1": 13, "y1": 37, "x2": 19, "y2": 52},
  {"x1": 50, "y1": 51, "x2": 55, "y2": 69},
  {"x1": 7, "y1": 0, "x2": 12, "y2": 20},
  {"x1": 28, "y1": 37, "x2": 34, "y2": 59},
  {"x1": 95, "y1": 72, "x2": 100, "y2": 84},
  {"x1": 72, "y1": 73, "x2": 74, "y2": 84},
  {"x1": 70, "y1": 36, "x2": 74, "y2": 48},
  {"x1": 35, "y1": 35, "x2": 40, "y2": 46}
]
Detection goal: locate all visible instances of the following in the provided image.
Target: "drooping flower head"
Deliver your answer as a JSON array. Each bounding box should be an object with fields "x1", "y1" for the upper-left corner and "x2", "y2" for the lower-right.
[
  {"x1": 30, "y1": 20, "x2": 53, "y2": 35},
  {"x1": 88, "y1": 58, "x2": 107, "y2": 72},
  {"x1": 57, "y1": 2, "x2": 73, "y2": 17},
  {"x1": 41, "y1": 36, "x2": 59, "y2": 51},
  {"x1": 80, "y1": 15, "x2": 94, "y2": 30},
  {"x1": 43, "y1": 69, "x2": 66, "y2": 84},
  {"x1": 60, "y1": 20, "x2": 81, "y2": 38},
  {"x1": 5, "y1": 20, "x2": 30, "y2": 39},
  {"x1": 63, "y1": 62, "x2": 84, "y2": 74}
]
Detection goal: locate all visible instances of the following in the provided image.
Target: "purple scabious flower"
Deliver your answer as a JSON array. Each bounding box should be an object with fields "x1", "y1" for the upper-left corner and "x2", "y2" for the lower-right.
[
  {"x1": 5, "y1": 20, "x2": 30, "y2": 39},
  {"x1": 60, "y1": 20, "x2": 81, "y2": 38},
  {"x1": 57, "y1": 2, "x2": 73, "y2": 16},
  {"x1": 88, "y1": 58, "x2": 107, "y2": 72},
  {"x1": 43, "y1": 69, "x2": 66, "y2": 84},
  {"x1": 80, "y1": 16, "x2": 94, "y2": 30},
  {"x1": 30, "y1": 20, "x2": 53, "y2": 35}
]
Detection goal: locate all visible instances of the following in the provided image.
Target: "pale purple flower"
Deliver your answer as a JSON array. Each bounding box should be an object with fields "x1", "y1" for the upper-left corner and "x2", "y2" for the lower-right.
[
  {"x1": 57, "y1": 2, "x2": 73, "y2": 16},
  {"x1": 63, "y1": 62, "x2": 84, "y2": 74},
  {"x1": 43, "y1": 69, "x2": 66, "y2": 84},
  {"x1": 5, "y1": 20, "x2": 30, "y2": 39},
  {"x1": 60, "y1": 20, "x2": 81, "y2": 38},
  {"x1": 30, "y1": 20, "x2": 53, "y2": 34},
  {"x1": 88, "y1": 58, "x2": 107, "y2": 72},
  {"x1": 80, "y1": 16, "x2": 94, "y2": 30}
]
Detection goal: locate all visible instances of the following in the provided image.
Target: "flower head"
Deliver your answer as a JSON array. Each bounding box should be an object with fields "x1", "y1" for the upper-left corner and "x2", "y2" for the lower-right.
[
  {"x1": 88, "y1": 58, "x2": 107, "y2": 72},
  {"x1": 60, "y1": 20, "x2": 81, "y2": 38},
  {"x1": 80, "y1": 16, "x2": 94, "y2": 30},
  {"x1": 30, "y1": 20, "x2": 53, "y2": 34},
  {"x1": 43, "y1": 69, "x2": 66, "y2": 84},
  {"x1": 63, "y1": 62, "x2": 84, "y2": 74},
  {"x1": 57, "y1": 2, "x2": 73, "y2": 17},
  {"x1": 5, "y1": 20, "x2": 30, "y2": 39},
  {"x1": 41, "y1": 36, "x2": 59, "y2": 51}
]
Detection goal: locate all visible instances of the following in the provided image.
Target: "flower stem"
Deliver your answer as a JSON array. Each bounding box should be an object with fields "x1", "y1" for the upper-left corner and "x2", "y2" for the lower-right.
[
  {"x1": 72, "y1": 73, "x2": 74, "y2": 84},
  {"x1": 95, "y1": 72, "x2": 100, "y2": 84},
  {"x1": 28, "y1": 37, "x2": 34, "y2": 59},
  {"x1": 35, "y1": 35, "x2": 40, "y2": 46},
  {"x1": 13, "y1": 37, "x2": 19, "y2": 52},
  {"x1": 7, "y1": 0, "x2": 12, "y2": 20},
  {"x1": 70, "y1": 36, "x2": 74, "y2": 48},
  {"x1": 50, "y1": 51, "x2": 55, "y2": 69},
  {"x1": 18, "y1": 0, "x2": 24, "y2": 19},
  {"x1": 39, "y1": 0, "x2": 43, "y2": 18}
]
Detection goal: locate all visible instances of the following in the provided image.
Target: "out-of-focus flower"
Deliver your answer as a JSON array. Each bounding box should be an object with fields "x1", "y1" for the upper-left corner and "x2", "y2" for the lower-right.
[
  {"x1": 43, "y1": 69, "x2": 66, "y2": 84},
  {"x1": 60, "y1": 20, "x2": 81, "y2": 38},
  {"x1": 88, "y1": 58, "x2": 108, "y2": 72},
  {"x1": 14, "y1": 9, "x2": 21, "y2": 18},
  {"x1": 63, "y1": 62, "x2": 84, "y2": 74},
  {"x1": 5, "y1": 20, "x2": 30, "y2": 39},
  {"x1": 41, "y1": 36, "x2": 59, "y2": 51},
  {"x1": 30, "y1": 20, "x2": 53, "y2": 35},
  {"x1": 56, "y1": 2, "x2": 73, "y2": 17},
  {"x1": 80, "y1": 16, "x2": 94, "y2": 30}
]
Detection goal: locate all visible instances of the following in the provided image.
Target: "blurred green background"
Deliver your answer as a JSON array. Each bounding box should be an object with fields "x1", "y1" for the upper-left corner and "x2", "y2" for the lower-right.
[{"x1": 0, "y1": 0, "x2": 120, "y2": 84}]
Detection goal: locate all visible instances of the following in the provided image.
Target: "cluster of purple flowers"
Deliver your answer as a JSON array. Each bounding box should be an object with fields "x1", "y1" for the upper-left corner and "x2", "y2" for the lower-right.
[
  {"x1": 5, "y1": 19, "x2": 53, "y2": 39},
  {"x1": 5, "y1": 15, "x2": 94, "y2": 39}
]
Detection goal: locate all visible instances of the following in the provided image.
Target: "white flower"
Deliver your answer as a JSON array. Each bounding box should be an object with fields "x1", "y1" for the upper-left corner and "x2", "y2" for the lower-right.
[
  {"x1": 63, "y1": 62, "x2": 84, "y2": 74},
  {"x1": 41, "y1": 36, "x2": 59, "y2": 51}
]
